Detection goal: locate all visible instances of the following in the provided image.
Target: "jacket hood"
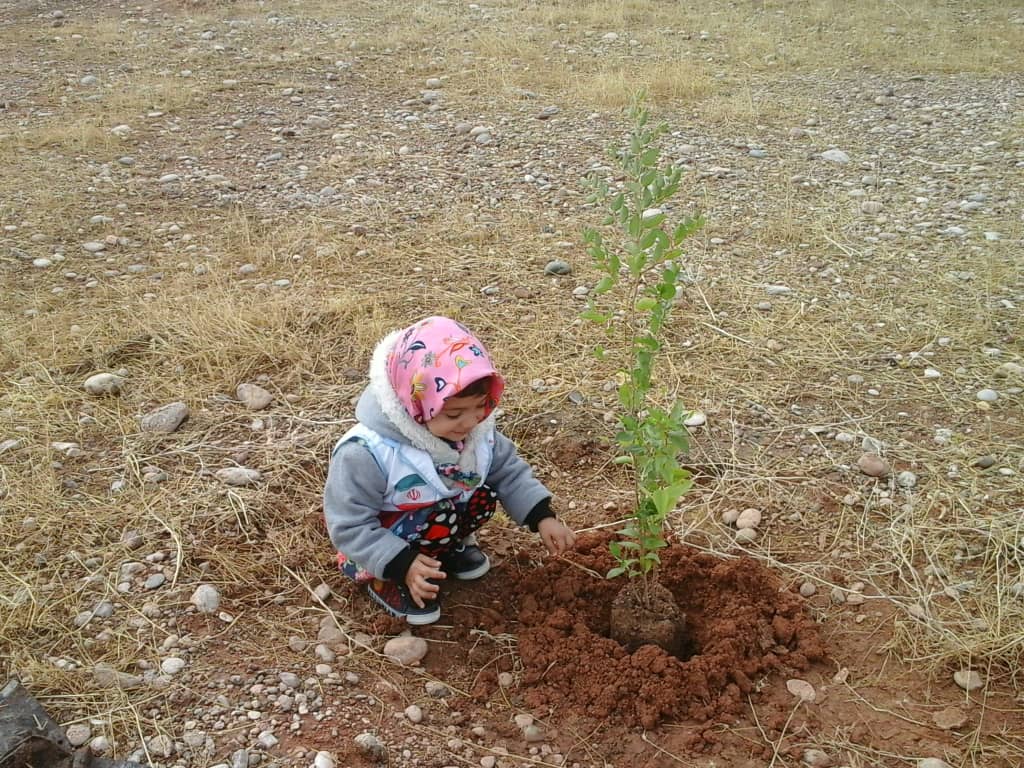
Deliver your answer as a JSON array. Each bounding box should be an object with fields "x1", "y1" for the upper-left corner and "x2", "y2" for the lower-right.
[{"x1": 356, "y1": 329, "x2": 496, "y2": 470}]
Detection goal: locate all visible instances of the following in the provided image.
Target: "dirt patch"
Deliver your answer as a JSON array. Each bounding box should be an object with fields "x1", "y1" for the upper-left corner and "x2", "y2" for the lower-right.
[
  {"x1": 431, "y1": 532, "x2": 826, "y2": 742},
  {"x1": 513, "y1": 535, "x2": 825, "y2": 734}
]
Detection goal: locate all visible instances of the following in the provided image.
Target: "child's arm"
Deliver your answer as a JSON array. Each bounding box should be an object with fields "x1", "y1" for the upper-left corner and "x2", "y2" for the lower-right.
[
  {"x1": 487, "y1": 431, "x2": 575, "y2": 553},
  {"x1": 486, "y1": 431, "x2": 553, "y2": 528},
  {"x1": 324, "y1": 442, "x2": 411, "y2": 580}
]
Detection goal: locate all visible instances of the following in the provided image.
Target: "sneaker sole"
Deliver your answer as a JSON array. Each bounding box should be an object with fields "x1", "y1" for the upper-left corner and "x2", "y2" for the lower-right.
[
  {"x1": 366, "y1": 586, "x2": 441, "y2": 625},
  {"x1": 451, "y1": 554, "x2": 490, "y2": 581}
]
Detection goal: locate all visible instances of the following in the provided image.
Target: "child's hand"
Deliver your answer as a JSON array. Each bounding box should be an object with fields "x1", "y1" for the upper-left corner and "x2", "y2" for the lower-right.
[
  {"x1": 405, "y1": 554, "x2": 446, "y2": 608},
  {"x1": 538, "y1": 518, "x2": 576, "y2": 556}
]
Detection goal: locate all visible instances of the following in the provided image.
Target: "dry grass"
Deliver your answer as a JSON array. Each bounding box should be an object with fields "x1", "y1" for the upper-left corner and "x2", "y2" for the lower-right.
[{"x1": 1, "y1": 0, "x2": 1023, "y2": 764}]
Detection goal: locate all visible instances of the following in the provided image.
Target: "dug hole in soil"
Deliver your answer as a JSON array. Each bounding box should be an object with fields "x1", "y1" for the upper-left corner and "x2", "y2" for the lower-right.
[{"x1": 445, "y1": 532, "x2": 826, "y2": 743}]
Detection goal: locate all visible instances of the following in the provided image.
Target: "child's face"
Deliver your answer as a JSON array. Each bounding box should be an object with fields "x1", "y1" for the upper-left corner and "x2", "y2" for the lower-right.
[{"x1": 426, "y1": 393, "x2": 489, "y2": 442}]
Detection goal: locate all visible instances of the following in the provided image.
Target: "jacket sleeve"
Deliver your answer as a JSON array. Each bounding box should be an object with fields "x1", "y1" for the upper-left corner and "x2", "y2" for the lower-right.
[
  {"x1": 485, "y1": 430, "x2": 553, "y2": 526},
  {"x1": 323, "y1": 440, "x2": 411, "y2": 580}
]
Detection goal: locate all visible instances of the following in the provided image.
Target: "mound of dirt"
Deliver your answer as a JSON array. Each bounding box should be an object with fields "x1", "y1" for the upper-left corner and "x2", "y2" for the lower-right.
[{"x1": 508, "y1": 534, "x2": 826, "y2": 731}]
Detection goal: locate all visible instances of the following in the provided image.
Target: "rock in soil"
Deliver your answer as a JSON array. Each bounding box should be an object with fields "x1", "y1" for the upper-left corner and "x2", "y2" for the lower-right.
[
  {"x1": 857, "y1": 452, "x2": 890, "y2": 478},
  {"x1": 83, "y1": 372, "x2": 125, "y2": 395},
  {"x1": 786, "y1": 678, "x2": 817, "y2": 703},
  {"x1": 140, "y1": 402, "x2": 189, "y2": 433},
  {"x1": 932, "y1": 706, "x2": 968, "y2": 730},
  {"x1": 191, "y1": 584, "x2": 221, "y2": 613},
  {"x1": 953, "y1": 669, "x2": 983, "y2": 691},
  {"x1": 236, "y1": 382, "x2": 274, "y2": 410},
  {"x1": 383, "y1": 636, "x2": 428, "y2": 666}
]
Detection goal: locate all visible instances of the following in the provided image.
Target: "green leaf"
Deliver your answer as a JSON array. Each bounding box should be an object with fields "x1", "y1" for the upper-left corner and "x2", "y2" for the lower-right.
[
  {"x1": 580, "y1": 309, "x2": 610, "y2": 324},
  {"x1": 606, "y1": 566, "x2": 627, "y2": 579}
]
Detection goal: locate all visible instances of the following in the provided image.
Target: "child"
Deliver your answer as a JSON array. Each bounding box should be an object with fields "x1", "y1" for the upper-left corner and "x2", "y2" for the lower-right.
[{"x1": 324, "y1": 316, "x2": 576, "y2": 624}]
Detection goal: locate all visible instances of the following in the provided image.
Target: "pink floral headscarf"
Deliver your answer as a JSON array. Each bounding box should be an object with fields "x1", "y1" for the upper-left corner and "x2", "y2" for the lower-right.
[{"x1": 387, "y1": 316, "x2": 505, "y2": 424}]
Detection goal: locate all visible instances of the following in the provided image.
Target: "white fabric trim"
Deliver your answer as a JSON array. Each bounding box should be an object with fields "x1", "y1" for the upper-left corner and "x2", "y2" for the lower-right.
[{"x1": 367, "y1": 329, "x2": 495, "y2": 478}]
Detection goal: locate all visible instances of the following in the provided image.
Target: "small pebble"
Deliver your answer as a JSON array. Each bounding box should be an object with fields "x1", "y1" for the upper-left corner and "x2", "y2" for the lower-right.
[
  {"x1": 976, "y1": 389, "x2": 998, "y2": 402},
  {"x1": 786, "y1": 678, "x2": 816, "y2": 703},
  {"x1": 160, "y1": 657, "x2": 186, "y2": 675},
  {"x1": 799, "y1": 582, "x2": 817, "y2": 598},
  {"x1": 84, "y1": 373, "x2": 125, "y2": 395},
  {"x1": 190, "y1": 584, "x2": 220, "y2": 614},
  {"x1": 735, "y1": 508, "x2": 761, "y2": 530},
  {"x1": 735, "y1": 528, "x2": 758, "y2": 544},
  {"x1": 857, "y1": 453, "x2": 890, "y2": 478},
  {"x1": 896, "y1": 471, "x2": 917, "y2": 489},
  {"x1": 953, "y1": 669, "x2": 983, "y2": 691},
  {"x1": 354, "y1": 733, "x2": 385, "y2": 758},
  {"x1": 383, "y1": 636, "x2": 428, "y2": 666},
  {"x1": 66, "y1": 724, "x2": 92, "y2": 747},
  {"x1": 236, "y1": 383, "x2": 274, "y2": 410},
  {"x1": 215, "y1": 467, "x2": 261, "y2": 486},
  {"x1": 544, "y1": 259, "x2": 572, "y2": 275},
  {"x1": 404, "y1": 704, "x2": 423, "y2": 723},
  {"x1": 802, "y1": 749, "x2": 832, "y2": 768}
]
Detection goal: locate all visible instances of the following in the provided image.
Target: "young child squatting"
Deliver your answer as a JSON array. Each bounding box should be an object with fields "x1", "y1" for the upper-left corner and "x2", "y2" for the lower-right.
[{"x1": 324, "y1": 316, "x2": 575, "y2": 624}]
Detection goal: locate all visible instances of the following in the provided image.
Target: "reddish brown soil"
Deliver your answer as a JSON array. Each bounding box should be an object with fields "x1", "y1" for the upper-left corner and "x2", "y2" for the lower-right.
[
  {"x1": 422, "y1": 533, "x2": 826, "y2": 743},
  {"x1": 513, "y1": 534, "x2": 824, "y2": 732}
]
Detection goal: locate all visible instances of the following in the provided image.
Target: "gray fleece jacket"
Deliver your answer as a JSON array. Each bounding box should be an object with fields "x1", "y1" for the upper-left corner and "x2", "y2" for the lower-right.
[{"x1": 324, "y1": 334, "x2": 553, "y2": 581}]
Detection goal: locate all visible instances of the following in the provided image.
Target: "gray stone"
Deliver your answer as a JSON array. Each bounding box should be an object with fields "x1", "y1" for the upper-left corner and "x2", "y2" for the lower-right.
[
  {"x1": 215, "y1": 467, "x2": 261, "y2": 486},
  {"x1": 799, "y1": 582, "x2": 817, "y2": 598},
  {"x1": 973, "y1": 455, "x2": 996, "y2": 469},
  {"x1": 736, "y1": 508, "x2": 762, "y2": 530},
  {"x1": 148, "y1": 734, "x2": 173, "y2": 758},
  {"x1": 84, "y1": 373, "x2": 125, "y2": 395},
  {"x1": 160, "y1": 657, "x2": 185, "y2": 675},
  {"x1": 404, "y1": 704, "x2": 423, "y2": 723},
  {"x1": 66, "y1": 724, "x2": 92, "y2": 747},
  {"x1": 523, "y1": 724, "x2": 545, "y2": 742},
  {"x1": 236, "y1": 383, "x2": 274, "y2": 410},
  {"x1": 857, "y1": 453, "x2": 890, "y2": 478},
  {"x1": 735, "y1": 528, "x2": 758, "y2": 544},
  {"x1": 278, "y1": 671, "x2": 301, "y2": 689},
  {"x1": 0, "y1": 439, "x2": 23, "y2": 455},
  {"x1": 976, "y1": 388, "x2": 999, "y2": 402},
  {"x1": 802, "y1": 749, "x2": 832, "y2": 767},
  {"x1": 896, "y1": 470, "x2": 917, "y2": 488},
  {"x1": 953, "y1": 669, "x2": 983, "y2": 691},
  {"x1": 425, "y1": 680, "x2": 450, "y2": 697},
  {"x1": 383, "y1": 636, "x2": 427, "y2": 666},
  {"x1": 140, "y1": 402, "x2": 189, "y2": 433},
  {"x1": 191, "y1": 584, "x2": 221, "y2": 613},
  {"x1": 821, "y1": 149, "x2": 850, "y2": 164},
  {"x1": 544, "y1": 259, "x2": 572, "y2": 275},
  {"x1": 144, "y1": 573, "x2": 166, "y2": 590},
  {"x1": 257, "y1": 731, "x2": 278, "y2": 749},
  {"x1": 94, "y1": 664, "x2": 143, "y2": 689},
  {"x1": 353, "y1": 732, "x2": 385, "y2": 759}
]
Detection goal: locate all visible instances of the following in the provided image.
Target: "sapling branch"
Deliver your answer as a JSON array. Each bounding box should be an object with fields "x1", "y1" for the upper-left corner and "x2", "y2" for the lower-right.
[{"x1": 581, "y1": 93, "x2": 703, "y2": 606}]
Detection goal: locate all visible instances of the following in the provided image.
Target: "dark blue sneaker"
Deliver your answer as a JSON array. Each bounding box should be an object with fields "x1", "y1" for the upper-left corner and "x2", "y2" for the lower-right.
[
  {"x1": 366, "y1": 579, "x2": 440, "y2": 625},
  {"x1": 442, "y1": 538, "x2": 491, "y2": 580}
]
